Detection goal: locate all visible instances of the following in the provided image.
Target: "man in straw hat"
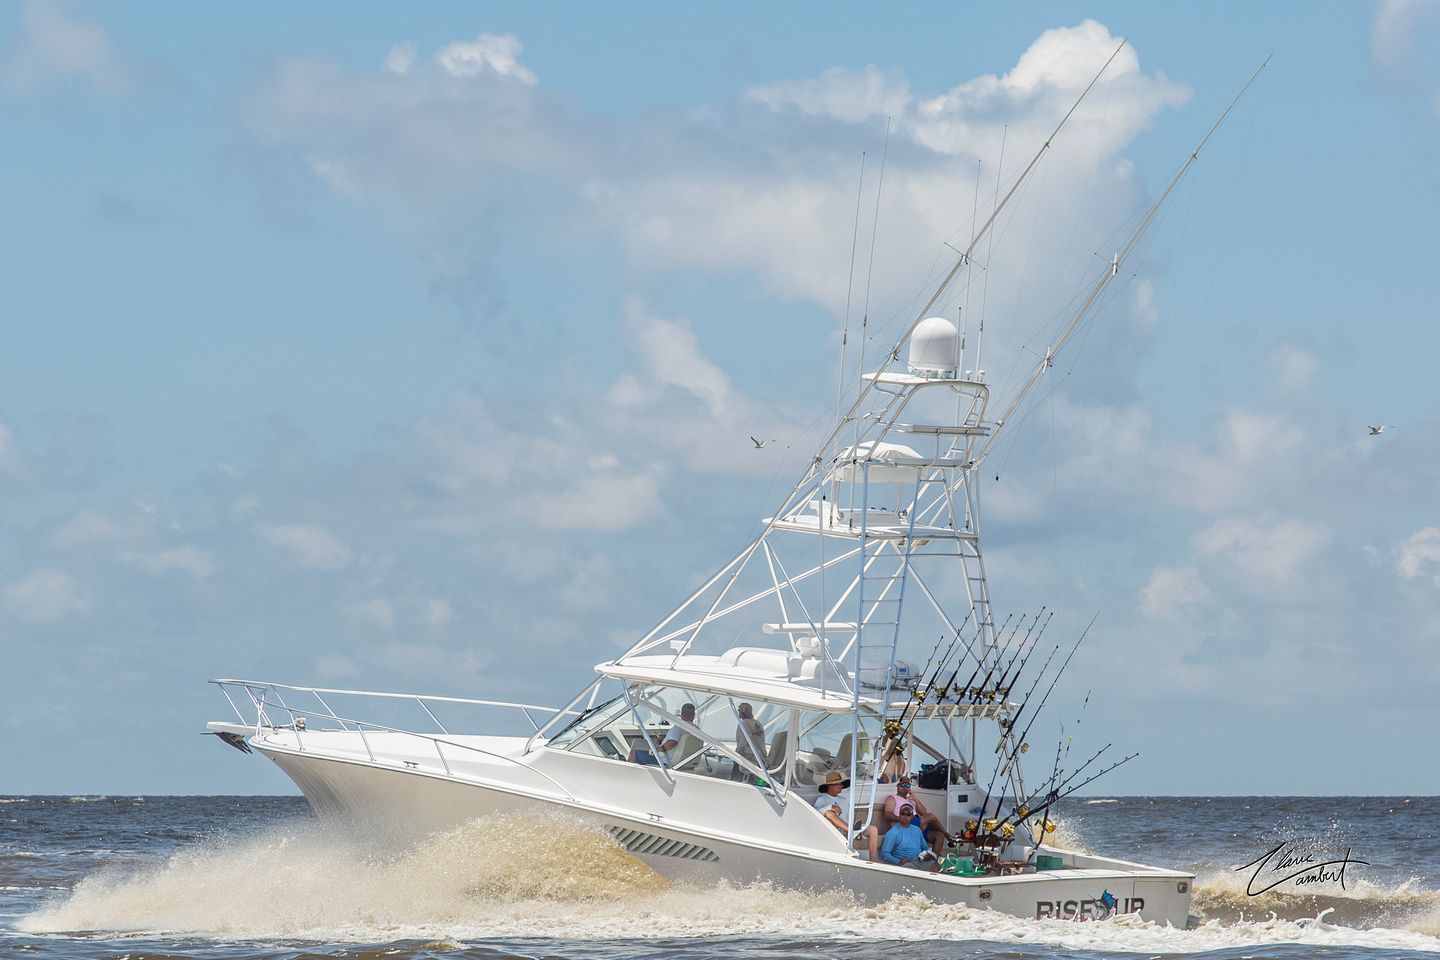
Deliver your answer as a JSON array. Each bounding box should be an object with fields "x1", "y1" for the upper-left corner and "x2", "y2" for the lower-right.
[{"x1": 813, "y1": 770, "x2": 880, "y2": 861}]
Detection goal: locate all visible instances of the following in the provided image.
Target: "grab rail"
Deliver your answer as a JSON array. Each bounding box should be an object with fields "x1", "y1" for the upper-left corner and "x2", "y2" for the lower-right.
[
  {"x1": 211, "y1": 678, "x2": 574, "y2": 732},
  {"x1": 210, "y1": 679, "x2": 582, "y2": 802}
]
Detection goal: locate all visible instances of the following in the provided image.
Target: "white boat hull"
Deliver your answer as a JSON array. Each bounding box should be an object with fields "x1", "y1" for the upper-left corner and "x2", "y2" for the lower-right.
[{"x1": 254, "y1": 736, "x2": 1194, "y2": 927}]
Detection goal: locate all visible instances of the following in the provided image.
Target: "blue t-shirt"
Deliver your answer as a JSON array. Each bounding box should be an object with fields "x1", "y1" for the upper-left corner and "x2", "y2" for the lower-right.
[{"x1": 880, "y1": 821, "x2": 929, "y2": 864}]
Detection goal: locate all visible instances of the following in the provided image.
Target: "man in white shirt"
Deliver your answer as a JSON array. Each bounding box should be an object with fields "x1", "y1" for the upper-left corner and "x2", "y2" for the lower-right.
[
  {"x1": 628, "y1": 703, "x2": 696, "y2": 766},
  {"x1": 813, "y1": 770, "x2": 880, "y2": 861}
]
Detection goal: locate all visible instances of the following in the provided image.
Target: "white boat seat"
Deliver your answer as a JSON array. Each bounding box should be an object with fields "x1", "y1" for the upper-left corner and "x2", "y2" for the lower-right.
[
  {"x1": 672, "y1": 732, "x2": 708, "y2": 772},
  {"x1": 765, "y1": 731, "x2": 788, "y2": 773}
]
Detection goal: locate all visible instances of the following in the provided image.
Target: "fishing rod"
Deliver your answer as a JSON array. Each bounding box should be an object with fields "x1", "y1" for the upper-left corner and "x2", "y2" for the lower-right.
[
  {"x1": 990, "y1": 607, "x2": 1045, "y2": 699},
  {"x1": 888, "y1": 627, "x2": 964, "y2": 740},
  {"x1": 996, "y1": 612, "x2": 1097, "y2": 757},
  {"x1": 993, "y1": 642, "x2": 1060, "y2": 752},
  {"x1": 879, "y1": 627, "x2": 971, "y2": 776},
  {"x1": 972, "y1": 612, "x2": 1024, "y2": 702},
  {"x1": 1007, "y1": 751, "x2": 1139, "y2": 841},
  {"x1": 977, "y1": 629, "x2": 1071, "y2": 829},
  {"x1": 1011, "y1": 741, "x2": 1111, "y2": 812},
  {"x1": 957, "y1": 611, "x2": 1013, "y2": 701},
  {"x1": 993, "y1": 610, "x2": 1053, "y2": 701},
  {"x1": 893, "y1": 613, "x2": 975, "y2": 733},
  {"x1": 930, "y1": 618, "x2": 987, "y2": 719},
  {"x1": 983, "y1": 743, "x2": 1118, "y2": 848}
]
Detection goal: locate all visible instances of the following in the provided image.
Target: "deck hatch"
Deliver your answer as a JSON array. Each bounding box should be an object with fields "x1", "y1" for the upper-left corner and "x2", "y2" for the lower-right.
[{"x1": 608, "y1": 826, "x2": 720, "y2": 862}]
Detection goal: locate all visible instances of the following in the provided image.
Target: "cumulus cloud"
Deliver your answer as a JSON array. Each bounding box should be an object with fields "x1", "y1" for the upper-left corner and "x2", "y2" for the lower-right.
[
  {"x1": 746, "y1": 64, "x2": 911, "y2": 123},
  {"x1": 1397, "y1": 526, "x2": 1440, "y2": 586},
  {"x1": 259, "y1": 523, "x2": 352, "y2": 570},
  {"x1": 4, "y1": 568, "x2": 89, "y2": 622},
  {"x1": 1141, "y1": 564, "x2": 1209, "y2": 620},
  {"x1": 1166, "y1": 409, "x2": 1306, "y2": 514},
  {"x1": 245, "y1": 19, "x2": 1188, "y2": 340},
  {"x1": 434, "y1": 33, "x2": 537, "y2": 85},
  {"x1": 1, "y1": 0, "x2": 129, "y2": 96},
  {"x1": 1193, "y1": 515, "x2": 1331, "y2": 590}
]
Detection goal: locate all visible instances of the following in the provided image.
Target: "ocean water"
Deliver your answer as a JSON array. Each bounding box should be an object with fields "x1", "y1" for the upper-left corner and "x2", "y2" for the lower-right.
[{"x1": 2, "y1": 795, "x2": 1437, "y2": 959}]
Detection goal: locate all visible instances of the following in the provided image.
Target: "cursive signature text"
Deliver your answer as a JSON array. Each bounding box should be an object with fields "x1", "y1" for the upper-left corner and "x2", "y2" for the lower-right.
[{"x1": 1237, "y1": 839, "x2": 1369, "y2": 895}]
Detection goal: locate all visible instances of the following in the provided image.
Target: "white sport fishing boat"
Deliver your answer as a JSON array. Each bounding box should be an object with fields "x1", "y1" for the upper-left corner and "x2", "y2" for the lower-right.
[{"x1": 207, "y1": 48, "x2": 1266, "y2": 928}]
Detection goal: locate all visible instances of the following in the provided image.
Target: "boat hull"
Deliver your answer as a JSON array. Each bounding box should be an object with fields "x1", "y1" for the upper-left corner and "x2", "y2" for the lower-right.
[{"x1": 258, "y1": 742, "x2": 1193, "y2": 927}]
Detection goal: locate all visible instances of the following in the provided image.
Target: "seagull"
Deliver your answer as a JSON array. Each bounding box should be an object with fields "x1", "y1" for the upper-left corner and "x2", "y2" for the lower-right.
[
  {"x1": 1368, "y1": 425, "x2": 1391, "y2": 436},
  {"x1": 750, "y1": 436, "x2": 774, "y2": 449}
]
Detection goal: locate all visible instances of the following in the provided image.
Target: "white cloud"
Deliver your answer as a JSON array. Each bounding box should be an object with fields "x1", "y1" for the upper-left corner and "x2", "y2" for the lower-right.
[
  {"x1": 247, "y1": 20, "x2": 1187, "y2": 329},
  {"x1": 1, "y1": 0, "x2": 128, "y2": 96},
  {"x1": 1141, "y1": 564, "x2": 1209, "y2": 620},
  {"x1": 434, "y1": 33, "x2": 536, "y2": 85},
  {"x1": 1272, "y1": 344, "x2": 1318, "y2": 395},
  {"x1": 1397, "y1": 527, "x2": 1440, "y2": 586},
  {"x1": 383, "y1": 43, "x2": 417, "y2": 76},
  {"x1": 425, "y1": 599, "x2": 452, "y2": 628},
  {"x1": 533, "y1": 468, "x2": 664, "y2": 533},
  {"x1": 1167, "y1": 409, "x2": 1306, "y2": 513},
  {"x1": 0, "y1": 420, "x2": 13, "y2": 471},
  {"x1": 120, "y1": 546, "x2": 213, "y2": 580},
  {"x1": 1193, "y1": 515, "x2": 1330, "y2": 589},
  {"x1": 259, "y1": 523, "x2": 352, "y2": 570},
  {"x1": 50, "y1": 510, "x2": 122, "y2": 547},
  {"x1": 746, "y1": 64, "x2": 911, "y2": 123},
  {"x1": 4, "y1": 568, "x2": 89, "y2": 622},
  {"x1": 1374, "y1": 0, "x2": 1426, "y2": 65}
]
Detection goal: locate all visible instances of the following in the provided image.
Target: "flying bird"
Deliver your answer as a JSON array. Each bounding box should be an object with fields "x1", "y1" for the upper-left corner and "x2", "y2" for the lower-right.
[
  {"x1": 750, "y1": 436, "x2": 774, "y2": 449},
  {"x1": 1368, "y1": 425, "x2": 1392, "y2": 436}
]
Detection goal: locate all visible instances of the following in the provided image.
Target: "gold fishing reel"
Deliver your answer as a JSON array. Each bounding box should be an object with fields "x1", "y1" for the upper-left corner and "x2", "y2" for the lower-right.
[
  {"x1": 982, "y1": 818, "x2": 999, "y2": 832},
  {"x1": 882, "y1": 719, "x2": 902, "y2": 737},
  {"x1": 1000, "y1": 823, "x2": 1015, "y2": 838}
]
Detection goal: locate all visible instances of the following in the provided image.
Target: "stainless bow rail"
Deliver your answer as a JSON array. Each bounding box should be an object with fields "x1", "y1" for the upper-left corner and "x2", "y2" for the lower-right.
[{"x1": 211, "y1": 678, "x2": 582, "y2": 799}]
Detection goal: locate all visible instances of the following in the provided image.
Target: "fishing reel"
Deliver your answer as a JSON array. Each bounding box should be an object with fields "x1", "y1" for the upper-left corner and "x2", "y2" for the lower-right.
[{"x1": 882, "y1": 718, "x2": 903, "y2": 738}]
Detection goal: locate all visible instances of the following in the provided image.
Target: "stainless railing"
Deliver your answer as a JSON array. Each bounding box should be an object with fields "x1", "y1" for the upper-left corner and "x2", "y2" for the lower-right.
[{"x1": 212, "y1": 679, "x2": 581, "y2": 799}]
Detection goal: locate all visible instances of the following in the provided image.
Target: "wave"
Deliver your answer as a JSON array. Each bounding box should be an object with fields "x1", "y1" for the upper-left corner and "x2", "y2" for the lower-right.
[
  {"x1": 18, "y1": 815, "x2": 1440, "y2": 954},
  {"x1": 1193, "y1": 866, "x2": 1440, "y2": 934},
  {"x1": 1084, "y1": 799, "x2": 1119, "y2": 805}
]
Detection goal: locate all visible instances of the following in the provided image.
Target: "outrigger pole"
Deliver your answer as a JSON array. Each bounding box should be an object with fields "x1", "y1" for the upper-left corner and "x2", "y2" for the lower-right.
[{"x1": 975, "y1": 55, "x2": 1272, "y2": 466}]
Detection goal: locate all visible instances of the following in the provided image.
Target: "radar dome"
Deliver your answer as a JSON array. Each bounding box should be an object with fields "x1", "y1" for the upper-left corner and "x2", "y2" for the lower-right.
[{"x1": 908, "y1": 316, "x2": 960, "y2": 377}]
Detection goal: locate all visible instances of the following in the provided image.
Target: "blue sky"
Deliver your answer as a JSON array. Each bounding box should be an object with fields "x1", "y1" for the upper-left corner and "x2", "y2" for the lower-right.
[{"x1": 2, "y1": 1, "x2": 1439, "y2": 795}]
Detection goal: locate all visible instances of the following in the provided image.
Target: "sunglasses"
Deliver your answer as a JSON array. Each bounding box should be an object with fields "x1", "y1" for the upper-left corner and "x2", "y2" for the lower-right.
[{"x1": 898, "y1": 783, "x2": 912, "y2": 789}]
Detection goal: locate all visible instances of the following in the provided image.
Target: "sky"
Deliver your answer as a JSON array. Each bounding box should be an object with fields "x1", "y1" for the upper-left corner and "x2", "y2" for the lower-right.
[{"x1": 2, "y1": 1, "x2": 1439, "y2": 796}]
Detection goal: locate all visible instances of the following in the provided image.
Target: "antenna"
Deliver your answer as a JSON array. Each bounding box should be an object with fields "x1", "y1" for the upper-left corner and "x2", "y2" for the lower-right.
[
  {"x1": 837, "y1": 152, "x2": 866, "y2": 421},
  {"x1": 855, "y1": 117, "x2": 891, "y2": 391}
]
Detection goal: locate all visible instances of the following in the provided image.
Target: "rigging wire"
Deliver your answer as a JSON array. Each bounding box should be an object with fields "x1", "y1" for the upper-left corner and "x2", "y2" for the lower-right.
[{"x1": 837, "y1": 152, "x2": 867, "y2": 427}]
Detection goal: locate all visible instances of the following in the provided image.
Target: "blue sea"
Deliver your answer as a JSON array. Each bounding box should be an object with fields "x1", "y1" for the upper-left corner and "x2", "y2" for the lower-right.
[{"x1": 2, "y1": 795, "x2": 1437, "y2": 959}]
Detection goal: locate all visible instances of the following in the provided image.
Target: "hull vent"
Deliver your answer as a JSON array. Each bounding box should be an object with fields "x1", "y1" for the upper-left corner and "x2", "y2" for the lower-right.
[{"x1": 608, "y1": 826, "x2": 720, "y2": 862}]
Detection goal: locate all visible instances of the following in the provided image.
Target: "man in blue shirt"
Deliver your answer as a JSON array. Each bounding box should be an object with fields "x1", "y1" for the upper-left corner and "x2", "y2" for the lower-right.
[{"x1": 880, "y1": 803, "x2": 933, "y2": 867}]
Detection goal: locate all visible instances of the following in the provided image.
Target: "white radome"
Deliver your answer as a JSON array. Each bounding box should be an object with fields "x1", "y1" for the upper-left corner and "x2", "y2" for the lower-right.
[{"x1": 908, "y1": 316, "x2": 961, "y2": 377}]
